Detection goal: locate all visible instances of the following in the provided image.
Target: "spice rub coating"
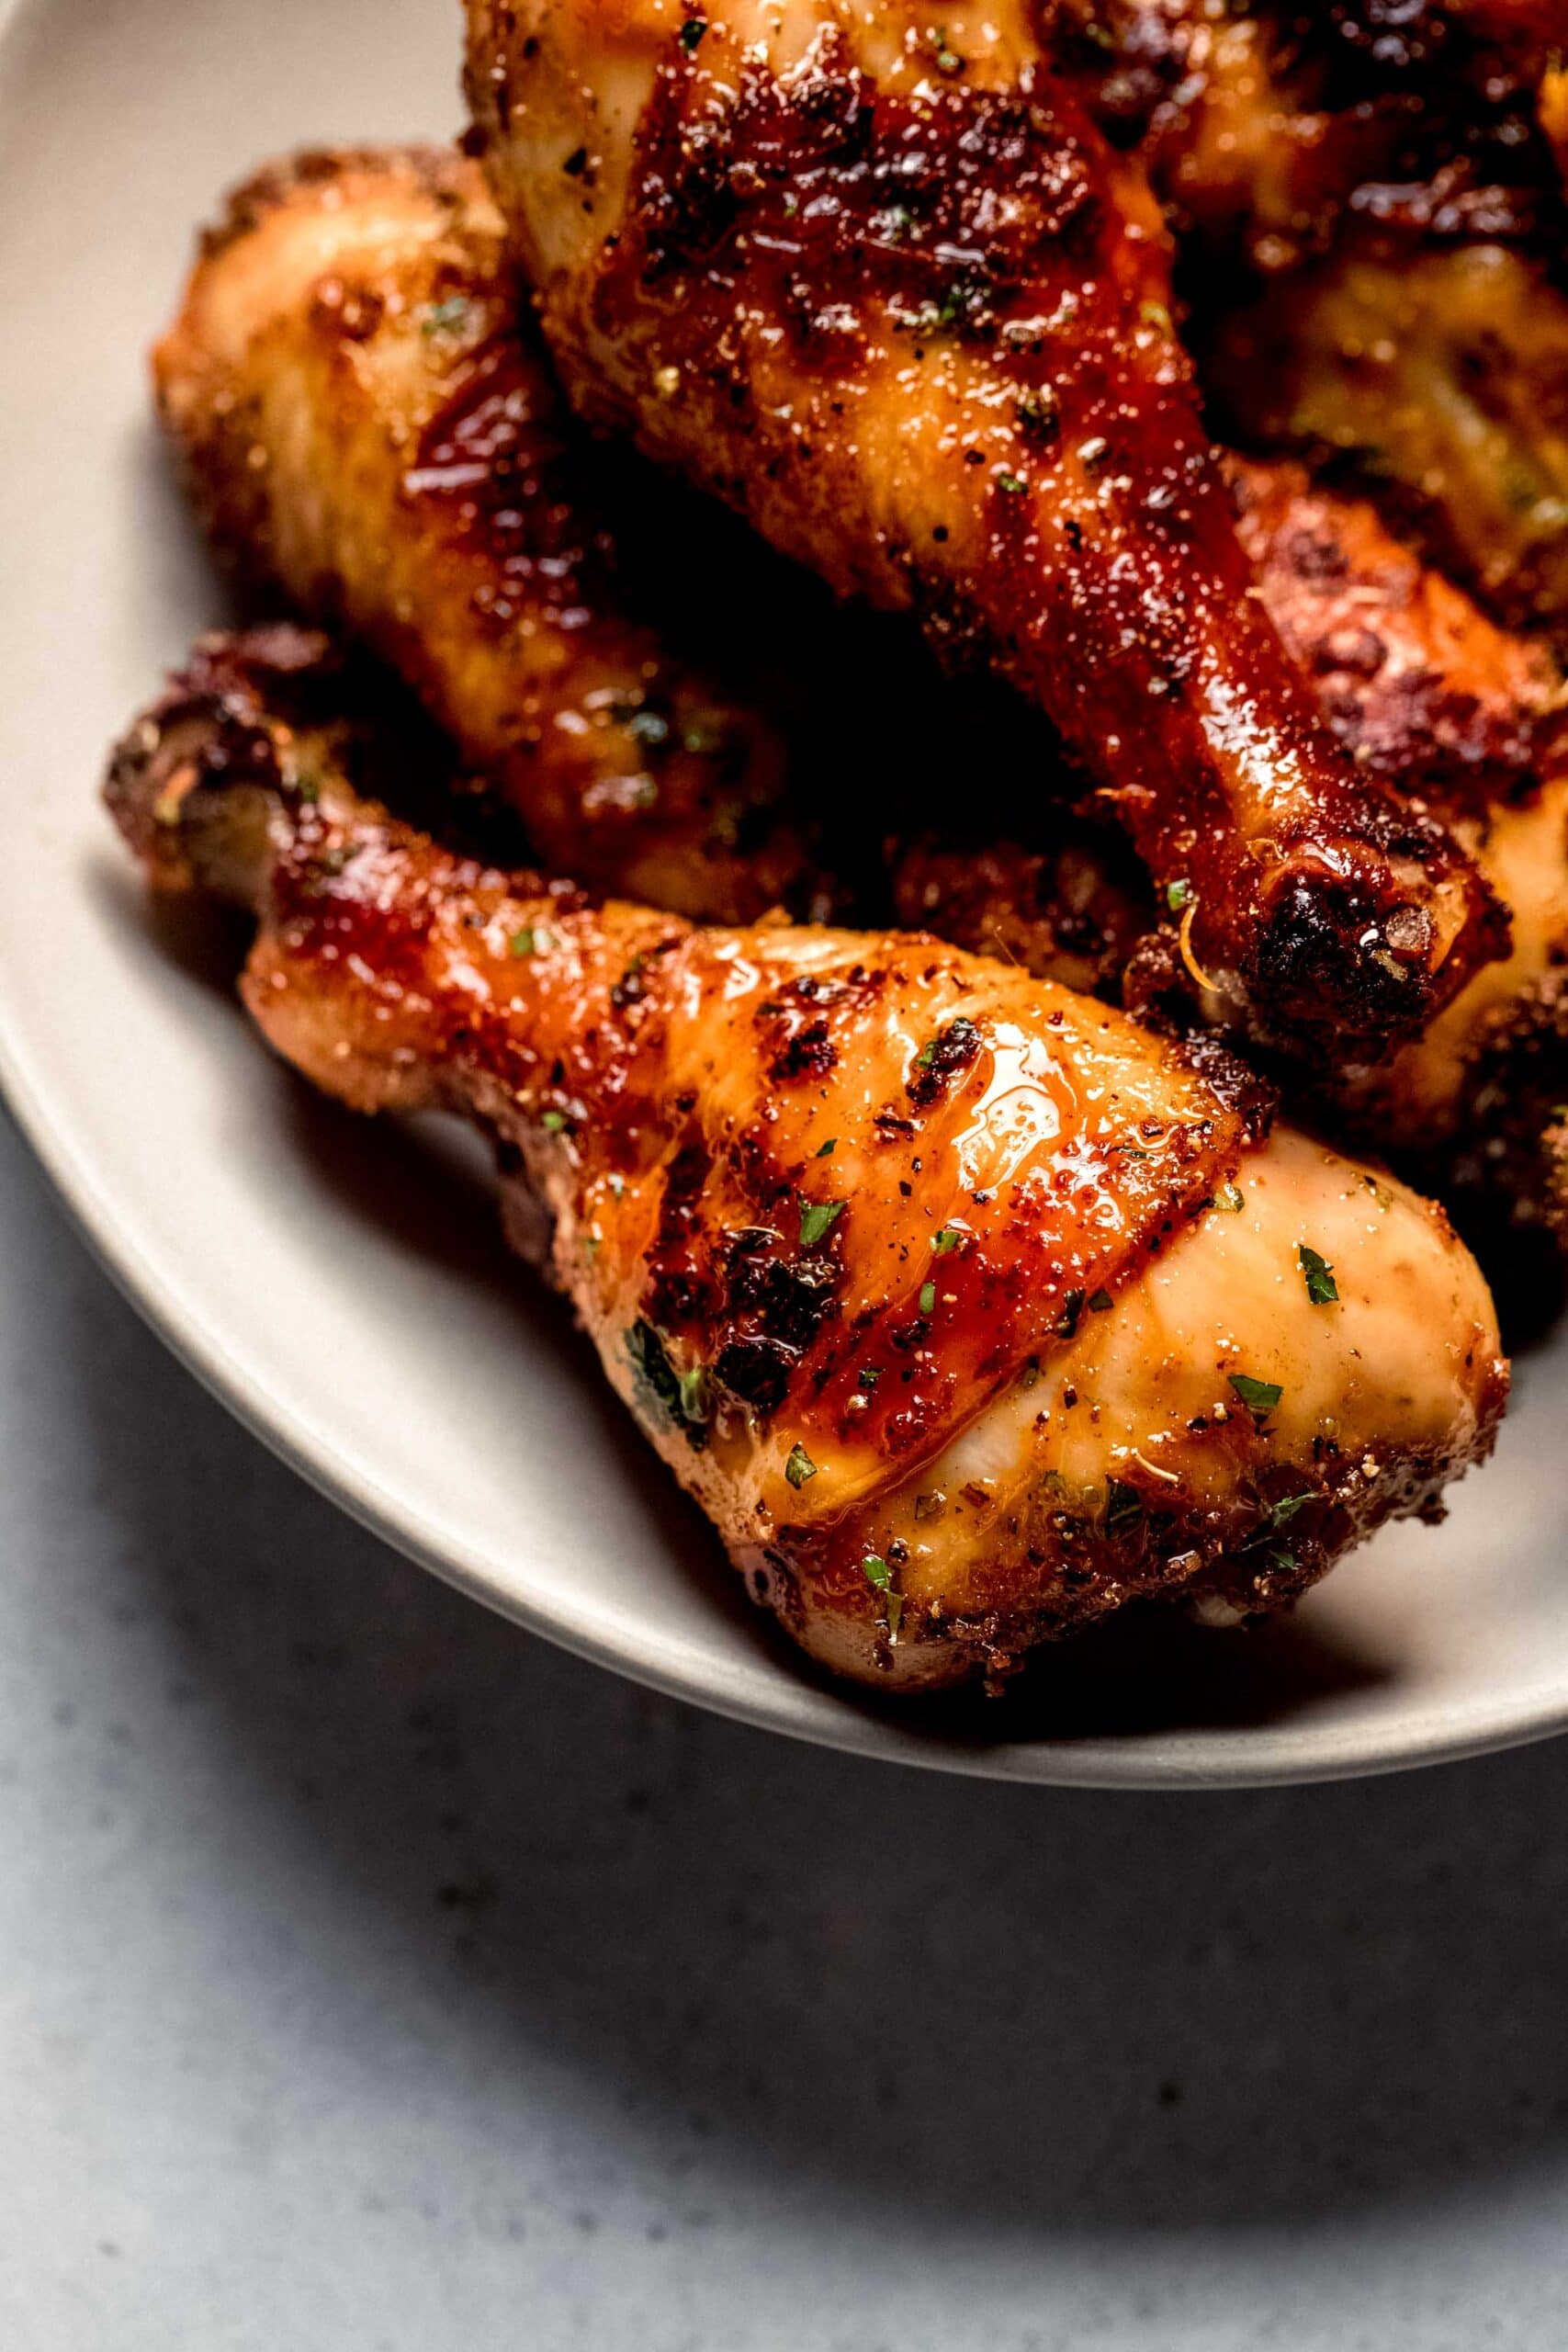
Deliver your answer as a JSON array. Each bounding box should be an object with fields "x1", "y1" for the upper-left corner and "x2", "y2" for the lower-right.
[
  {"x1": 466, "y1": 0, "x2": 1507, "y2": 1057},
  {"x1": 106, "y1": 638, "x2": 1506, "y2": 1690},
  {"x1": 154, "y1": 145, "x2": 820, "y2": 923}
]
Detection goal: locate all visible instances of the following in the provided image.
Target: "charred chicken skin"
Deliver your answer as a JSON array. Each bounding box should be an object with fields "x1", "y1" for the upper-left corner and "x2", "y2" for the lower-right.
[
  {"x1": 105, "y1": 637, "x2": 1504, "y2": 1691},
  {"x1": 154, "y1": 146, "x2": 824, "y2": 926},
  {"x1": 153, "y1": 145, "x2": 1568, "y2": 1242},
  {"x1": 464, "y1": 0, "x2": 1506, "y2": 1058}
]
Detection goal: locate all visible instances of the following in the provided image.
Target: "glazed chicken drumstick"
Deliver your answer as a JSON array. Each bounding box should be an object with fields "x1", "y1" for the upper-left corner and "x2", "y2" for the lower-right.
[
  {"x1": 155, "y1": 148, "x2": 821, "y2": 927},
  {"x1": 156, "y1": 143, "x2": 1568, "y2": 1246},
  {"x1": 107, "y1": 641, "x2": 1503, "y2": 1692},
  {"x1": 464, "y1": 0, "x2": 1506, "y2": 1057}
]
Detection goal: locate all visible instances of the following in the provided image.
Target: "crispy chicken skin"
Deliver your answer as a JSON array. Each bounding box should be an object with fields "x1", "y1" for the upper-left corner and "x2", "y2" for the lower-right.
[
  {"x1": 153, "y1": 146, "x2": 822, "y2": 926},
  {"x1": 1078, "y1": 6, "x2": 1568, "y2": 632},
  {"x1": 106, "y1": 638, "x2": 1504, "y2": 1691},
  {"x1": 464, "y1": 0, "x2": 1506, "y2": 1058},
  {"x1": 919, "y1": 453, "x2": 1568, "y2": 1217},
  {"x1": 153, "y1": 145, "x2": 1568, "y2": 1234}
]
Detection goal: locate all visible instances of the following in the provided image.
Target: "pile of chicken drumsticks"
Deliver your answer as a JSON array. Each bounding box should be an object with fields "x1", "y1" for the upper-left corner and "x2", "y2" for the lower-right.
[{"x1": 109, "y1": 0, "x2": 1568, "y2": 1692}]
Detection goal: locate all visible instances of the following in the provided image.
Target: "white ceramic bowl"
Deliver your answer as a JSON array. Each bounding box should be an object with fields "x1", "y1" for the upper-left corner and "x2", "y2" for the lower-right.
[{"x1": 2, "y1": 0, "x2": 1565, "y2": 1787}]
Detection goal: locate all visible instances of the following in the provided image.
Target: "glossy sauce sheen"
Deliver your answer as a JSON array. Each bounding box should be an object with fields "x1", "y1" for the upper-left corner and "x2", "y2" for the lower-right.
[
  {"x1": 154, "y1": 148, "x2": 818, "y2": 923},
  {"x1": 467, "y1": 0, "x2": 1506, "y2": 1053},
  {"x1": 107, "y1": 648, "x2": 1506, "y2": 1691}
]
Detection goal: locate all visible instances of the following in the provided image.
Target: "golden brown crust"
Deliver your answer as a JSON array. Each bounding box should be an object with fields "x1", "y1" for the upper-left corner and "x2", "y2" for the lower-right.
[
  {"x1": 154, "y1": 143, "x2": 824, "y2": 924},
  {"x1": 104, "y1": 644, "x2": 1506, "y2": 1692},
  {"x1": 466, "y1": 0, "x2": 1507, "y2": 1059}
]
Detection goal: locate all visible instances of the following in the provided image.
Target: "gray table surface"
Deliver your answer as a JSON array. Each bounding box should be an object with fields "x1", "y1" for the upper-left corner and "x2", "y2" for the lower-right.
[{"x1": 5, "y1": 1102, "x2": 1568, "y2": 2352}]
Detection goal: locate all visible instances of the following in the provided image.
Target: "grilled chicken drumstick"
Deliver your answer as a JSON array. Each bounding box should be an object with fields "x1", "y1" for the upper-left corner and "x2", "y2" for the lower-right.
[
  {"x1": 155, "y1": 148, "x2": 822, "y2": 927},
  {"x1": 106, "y1": 639, "x2": 1504, "y2": 1692},
  {"x1": 156, "y1": 145, "x2": 1568, "y2": 1243},
  {"x1": 464, "y1": 0, "x2": 1506, "y2": 1057}
]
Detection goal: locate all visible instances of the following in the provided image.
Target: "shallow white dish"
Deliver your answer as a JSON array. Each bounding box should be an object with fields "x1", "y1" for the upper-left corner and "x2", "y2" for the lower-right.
[{"x1": 4, "y1": 0, "x2": 1567, "y2": 1788}]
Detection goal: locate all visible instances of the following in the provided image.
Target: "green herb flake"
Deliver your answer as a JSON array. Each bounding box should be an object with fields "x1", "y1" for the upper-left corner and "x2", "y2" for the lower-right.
[
  {"x1": 678, "y1": 14, "x2": 708, "y2": 52},
  {"x1": 1089, "y1": 1289, "x2": 1113, "y2": 1313},
  {"x1": 919, "y1": 1280, "x2": 937, "y2": 1317},
  {"x1": 784, "y1": 1442, "x2": 818, "y2": 1490},
  {"x1": 798, "y1": 1196, "x2": 846, "y2": 1250},
  {"x1": 1229, "y1": 1372, "x2": 1283, "y2": 1422},
  {"x1": 626, "y1": 1321, "x2": 708, "y2": 1450},
  {"x1": 816, "y1": 1137, "x2": 838, "y2": 1158},
  {"x1": 510, "y1": 928, "x2": 537, "y2": 957},
  {"x1": 423, "y1": 295, "x2": 473, "y2": 339},
  {"x1": 541, "y1": 1110, "x2": 569, "y2": 1135},
  {"x1": 859, "y1": 1366, "x2": 882, "y2": 1391},
  {"x1": 1298, "y1": 1242, "x2": 1338, "y2": 1306},
  {"x1": 996, "y1": 471, "x2": 1028, "y2": 494},
  {"x1": 1166, "y1": 877, "x2": 1193, "y2": 914},
  {"x1": 863, "y1": 1555, "x2": 892, "y2": 1593},
  {"x1": 1217, "y1": 1182, "x2": 1245, "y2": 1214},
  {"x1": 931, "y1": 1226, "x2": 965, "y2": 1256},
  {"x1": 1267, "y1": 1493, "x2": 1310, "y2": 1532},
  {"x1": 1269, "y1": 1548, "x2": 1300, "y2": 1575},
  {"x1": 1105, "y1": 1478, "x2": 1144, "y2": 1536}
]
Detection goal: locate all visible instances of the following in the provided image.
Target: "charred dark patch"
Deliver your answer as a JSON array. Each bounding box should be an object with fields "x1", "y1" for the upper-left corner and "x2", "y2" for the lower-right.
[
  {"x1": 907, "y1": 1013, "x2": 983, "y2": 1107},
  {"x1": 767, "y1": 1013, "x2": 837, "y2": 1083},
  {"x1": 623, "y1": 32, "x2": 1105, "y2": 376},
  {"x1": 642, "y1": 1136, "x2": 718, "y2": 1332}
]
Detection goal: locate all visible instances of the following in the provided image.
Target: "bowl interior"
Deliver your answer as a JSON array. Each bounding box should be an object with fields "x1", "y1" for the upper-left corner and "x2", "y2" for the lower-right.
[{"x1": 1, "y1": 0, "x2": 1564, "y2": 1788}]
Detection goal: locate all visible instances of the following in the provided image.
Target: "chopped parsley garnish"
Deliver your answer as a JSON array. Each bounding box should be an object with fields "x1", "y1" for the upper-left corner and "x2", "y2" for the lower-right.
[
  {"x1": 784, "y1": 1442, "x2": 817, "y2": 1490},
  {"x1": 1105, "y1": 1479, "x2": 1144, "y2": 1536},
  {"x1": 626, "y1": 1321, "x2": 709, "y2": 1450},
  {"x1": 1269, "y1": 1549, "x2": 1300, "y2": 1575},
  {"x1": 931, "y1": 1227, "x2": 965, "y2": 1256},
  {"x1": 541, "y1": 1109, "x2": 569, "y2": 1135},
  {"x1": 996, "y1": 471, "x2": 1027, "y2": 494},
  {"x1": 863, "y1": 1554, "x2": 904, "y2": 1640},
  {"x1": 1266, "y1": 1493, "x2": 1309, "y2": 1532},
  {"x1": 1089, "y1": 1289, "x2": 1113, "y2": 1313},
  {"x1": 1298, "y1": 1243, "x2": 1338, "y2": 1306},
  {"x1": 933, "y1": 30, "x2": 964, "y2": 73},
  {"x1": 511, "y1": 928, "x2": 537, "y2": 957},
  {"x1": 1057, "y1": 1287, "x2": 1086, "y2": 1339},
  {"x1": 1217, "y1": 1182, "x2": 1245, "y2": 1214},
  {"x1": 859, "y1": 1366, "x2": 882, "y2": 1391},
  {"x1": 678, "y1": 14, "x2": 708, "y2": 51},
  {"x1": 798, "y1": 1197, "x2": 845, "y2": 1250},
  {"x1": 423, "y1": 295, "x2": 472, "y2": 339},
  {"x1": 919, "y1": 1280, "x2": 937, "y2": 1317},
  {"x1": 1229, "y1": 1372, "x2": 1283, "y2": 1422},
  {"x1": 1166, "y1": 877, "x2": 1193, "y2": 914},
  {"x1": 815, "y1": 1137, "x2": 838, "y2": 1158}
]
